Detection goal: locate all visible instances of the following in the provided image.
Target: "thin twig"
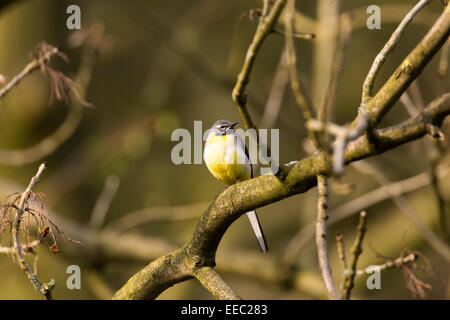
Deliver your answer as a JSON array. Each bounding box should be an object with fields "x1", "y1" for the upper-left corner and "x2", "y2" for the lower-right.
[
  {"x1": 315, "y1": 175, "x2": 339, "y2": 299},
  {"x1": 335, "y1": 232, "x2": 347, "y2": 278},
  {"x1": 319, "y1": 12, "x2": 352, "y2": 124},
  {"x1": 0, "y1": 39, "x2": 97, "y2": 166},
  {"x1": 89, "y1": 175, "x2": 120, "y2": 228},
  {"x1": 361, "y1": 0, "x2": 432, "y2": 103},
  {"x1": 316, "y1": 11, "x2": 353, "y2": 169},
  {"x1": 284, "y1": 0, "x2": 318, "y2": 146},
  {"x1": 437, "y1": 38, "x2": 450, "y2": 94},
  {"x1": 312, "y1": 0, "x2": 340, "y2": 111},
  {"x1": 335, "y1": 232, "x2": 348, "y2": 296},
  {"x1": 134, "y1": 0, "x2": 273, "y2": 126},
  {"x1": 341, "y1": 211, "x2": 367, "y2": 300},
  {"x1": 261, "y1": 0, "x2": 270, "y2": 18},
  {"x1": 356, "y1": 253, "x2": 418, "y2": 276},
  {"x1": 400, "y1": 91, "x2": 420, "y2": 117},
  {"x1": 409, "y1": 80, "x2": 426, "y2": 110},
  {"x1": 12, "y1": 163, "x2": 55, "y2": 300},
  {"x1": 0, "y1": 46, "x2": 59, "y2": 100},
  {"x1": 272, "y1": 28, "x2": 315, "y2": 39},
  {"x1": 105, "y1": 201, "x2": 208, "y2": 232},
  {"x1": 0, "y1": 239, "x2": 40, "y2": 255},
  {"x1": 261, "y1": 49, "x2": 289, "y2": 129},
  {"x1": 232, "y1": 0, "x2": 287, "y2": 129}
]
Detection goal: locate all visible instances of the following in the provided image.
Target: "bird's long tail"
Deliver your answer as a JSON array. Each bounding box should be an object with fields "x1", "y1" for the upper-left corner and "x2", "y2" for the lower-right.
[{"x1": 246, "y1": 210, "x2": 268, "y2": 253}]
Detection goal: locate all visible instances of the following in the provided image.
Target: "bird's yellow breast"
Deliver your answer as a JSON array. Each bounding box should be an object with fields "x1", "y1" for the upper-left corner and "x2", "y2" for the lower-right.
[{"x1": 204, "y1": 133, "x2": 251, "y2": 185}]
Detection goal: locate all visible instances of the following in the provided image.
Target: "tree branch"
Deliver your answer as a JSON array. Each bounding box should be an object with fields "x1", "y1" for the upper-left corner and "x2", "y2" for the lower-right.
[
  {"x1": 315, "y1": 175, "x2": 339, "y2": 299},
  {"x1": 261, "y1": 49, "x2": 289, "y2": 129},
  {"x1": 312, "y1": 0, "x2": 340, "y2": 111},
  {"x1": 12, "y1": 163, "x2": 55, "y2": 300},
  {"x1": 361, "y1": 0, "x2": 432, "y2": 103},
  {"x1": 0, "y1": 239, "x2": 40, "y2": 255},
  {"x1": 232, "y1": 0, "x2": 287, "y2": 129},
  {"x1": 358, "y1": 4, "x2": 450, "y2": 127},
  {"x1": 356, "y1": 253, "x2": 418, "y2": 276},
  {"x1": 335, "y1": 232, "x2": 347, "y2": 286},
  {"x1": 331, "y1": 4, "x2": 449, "y2": 174},
  {"x1": 0, "y1": 39, "x2": 97, "y2": 166},
  {"x1": 284, "y1": 0, "x2": 318, "y2": 146},
  {"x1": 0, "y1": 45, "x2": 59, "y2": 100},
  {"x1": 341, "y1": 211, "x2": 367, "y2": 300},
  {"x1": 320, "y1": 12, "x2": 352, "y2": 124},
  {"x1": 112, "y1": 248, "x2": 192, "y2": 300},
  {"x1": 42, "y1": 209, "x2": 327, "y2": 298}
]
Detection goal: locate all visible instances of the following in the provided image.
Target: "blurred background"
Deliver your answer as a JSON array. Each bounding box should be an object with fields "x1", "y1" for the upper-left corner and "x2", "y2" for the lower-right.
[{"x1": 0, "y1": 0, "x2": 448, "y2": 299}]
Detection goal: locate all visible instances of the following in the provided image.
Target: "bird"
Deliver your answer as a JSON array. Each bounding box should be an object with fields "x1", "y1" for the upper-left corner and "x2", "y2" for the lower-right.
[{"x1": 203, "y1": 119, "x2": 268, "y2": 253}]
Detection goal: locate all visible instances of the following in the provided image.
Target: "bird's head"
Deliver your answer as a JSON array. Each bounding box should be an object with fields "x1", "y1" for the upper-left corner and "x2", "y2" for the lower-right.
[{"x1": 212, "y1": 120, "x2": 239, "y2": 135}]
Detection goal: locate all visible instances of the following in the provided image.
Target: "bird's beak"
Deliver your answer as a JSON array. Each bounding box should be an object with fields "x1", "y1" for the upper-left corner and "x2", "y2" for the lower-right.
[{"x1": 230, "y1": 121, "x2": 239, "y2": 128}]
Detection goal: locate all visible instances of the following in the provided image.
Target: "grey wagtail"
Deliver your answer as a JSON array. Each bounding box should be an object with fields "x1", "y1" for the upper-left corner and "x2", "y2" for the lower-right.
[{"x1": 204, "y1": 119, "x2": 268, "y2": 253}]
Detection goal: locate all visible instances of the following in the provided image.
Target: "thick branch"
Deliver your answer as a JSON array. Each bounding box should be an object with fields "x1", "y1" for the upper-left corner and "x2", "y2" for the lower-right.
[
  {"x1": 44, "y1": 211, "x2": 326, "y2": 298},
  {"x1": 112, "y1": 248, "x2": 192, "y2": 300},
  {"x1": 333, "y1": 5, "x2": 449, "y2": 175},
  {"x1": 357, "y1": 5, "x2": 450, "y2": 127}
]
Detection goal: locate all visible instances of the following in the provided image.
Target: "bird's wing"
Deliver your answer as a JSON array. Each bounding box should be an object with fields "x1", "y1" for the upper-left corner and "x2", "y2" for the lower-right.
[{"x1": 235, "y1": 133, "x2": 253, "y2": 178}]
